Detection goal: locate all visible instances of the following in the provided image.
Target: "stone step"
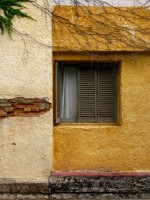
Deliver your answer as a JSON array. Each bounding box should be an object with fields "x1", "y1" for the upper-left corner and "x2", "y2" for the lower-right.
[
  {"x1": 0, "y1": 194, "x2": 48, "y2": 200},
  {"x1": 50, "y1": 193, "x2": 150, "y2": 199},
  {"x1": 0, "y1": 179, "x2": 49, "y2": 200},
  {"x1": 49, "y1": 172, "x2": 150, "y2": 199}
]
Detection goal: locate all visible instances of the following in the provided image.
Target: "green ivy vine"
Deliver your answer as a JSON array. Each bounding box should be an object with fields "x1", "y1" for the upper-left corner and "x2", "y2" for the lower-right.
[{"x1": 0, "y1": 0, "x2": 32, "y2": 37}]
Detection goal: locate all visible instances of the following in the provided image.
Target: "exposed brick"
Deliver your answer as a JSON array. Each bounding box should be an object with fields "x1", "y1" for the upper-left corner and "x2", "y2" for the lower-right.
[
  {"x1": 31, "y1": 107, "x2": 40, "y2": 112},
  {"x1": 15, "y1": 113, "x2": 28, "y2": 117},
  {"x1": 0, "y1": 97, "x2": 51, "y2": 118},
  {"x1": 9, "y1": 97, "x2": 34, "y2": 104},
  {"x1": 15, "y1": 104, "x2": 26, "y2": 109},
  {"x1": 0, "y1": 99, "x2": 8, "y2": 103},
  {"x1": 9, "y1": 98, "x2": 20, "y2": 103},
  {"x1": 39, "y1": 103, "x2": 50, "y2": 111},
  {"x1": 0, "y1": 103, "x2": 12, "y2": 107},
  {"x1": 19, "y1": 98, "x2": 35, "y2": 104},
  {"x1": 0, "y1": 111, "x2": 7, "y2": 117},
  {"x1": 24, "y1": 108, "x2": 31, "y2": 112},
  {"x1": 4, "y1": 107, "x2": 13, "y2": 112}
]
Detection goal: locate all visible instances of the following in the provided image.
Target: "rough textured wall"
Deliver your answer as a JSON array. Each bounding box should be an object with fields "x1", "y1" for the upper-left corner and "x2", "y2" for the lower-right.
[
  {"x1": 52, "y1": 6, "x2": 150, "y2": 52},
  {"x1": 53, "y1": 53, "x2": 150, "y2": 171},
  {"x1": 0, "y1": 1, "x2": 52, "y2": 180},
  {"x1": 52, "y1": 4, "x2": 150, "y2": 172}
]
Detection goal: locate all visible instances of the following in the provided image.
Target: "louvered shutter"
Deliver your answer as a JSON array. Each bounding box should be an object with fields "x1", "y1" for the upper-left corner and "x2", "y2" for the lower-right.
[
  {"x1": 78, "y1": 66, "x2": 97, "y2": 122},
  {"x1": 98, "y1": 66, "x2": 117, "y2": 122},
  {"x1": 55, "y1": 62, "x2": 61, "y2": 123}
]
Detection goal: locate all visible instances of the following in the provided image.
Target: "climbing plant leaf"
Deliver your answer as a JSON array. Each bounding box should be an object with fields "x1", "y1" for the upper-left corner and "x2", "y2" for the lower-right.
[{"x1": 0, "y1": 0, "x2": 32, "y2": 37}]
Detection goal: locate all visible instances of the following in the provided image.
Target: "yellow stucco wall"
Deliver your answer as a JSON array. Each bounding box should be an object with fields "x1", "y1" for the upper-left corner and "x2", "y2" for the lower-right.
[
  {"x1": 52, "y1": 5, "x2": 150, "y2": 172},
  {"x1": 0, "y1": 1, "x2": 52, "y2": 180},
  {"x1": 53, "y1": 53, "x2": 150, "y2": 172},
  {"x1": 53, "y1": 6, "x2": 150, "y2": 52}
]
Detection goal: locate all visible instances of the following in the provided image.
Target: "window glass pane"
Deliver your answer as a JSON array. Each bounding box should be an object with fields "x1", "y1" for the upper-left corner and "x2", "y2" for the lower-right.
[
  {"x1": 56, "y1": 62, "x2": 118, "y2": 123},
  {"x1": 61, "y1": 66, "x2": 77, "y2": 122}
]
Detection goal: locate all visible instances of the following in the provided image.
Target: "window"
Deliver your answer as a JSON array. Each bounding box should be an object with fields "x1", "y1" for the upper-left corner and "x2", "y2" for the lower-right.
[{"x1": 55, "y1": 62, "x2": 118, "y2": 123}]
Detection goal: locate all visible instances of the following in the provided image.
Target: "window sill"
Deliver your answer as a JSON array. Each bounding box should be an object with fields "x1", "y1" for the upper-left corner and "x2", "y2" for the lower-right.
[{"x1": 54, "y1": 122, "x2": 121, "y2": 127}]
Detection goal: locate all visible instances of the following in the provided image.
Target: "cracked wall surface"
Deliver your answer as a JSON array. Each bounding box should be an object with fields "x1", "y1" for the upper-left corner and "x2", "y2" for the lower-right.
[{"x1": 0, "y1": 1, "x2": 52, "y2": 180}]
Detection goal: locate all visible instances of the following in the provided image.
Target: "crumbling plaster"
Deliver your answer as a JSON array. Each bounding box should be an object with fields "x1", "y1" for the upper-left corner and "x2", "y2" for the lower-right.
[{"x1": 0, "y1": 1, "x2": 52, "y2": 180}]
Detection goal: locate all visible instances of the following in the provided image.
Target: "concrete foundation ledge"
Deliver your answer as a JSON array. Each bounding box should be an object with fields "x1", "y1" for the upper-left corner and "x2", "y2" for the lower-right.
[
  {"x1": 0, "y1": 179, "x2": 49, "y2": 200},
  {"x1": 49, "y1": 172, "x2": 150, "y2": 199},
  {"x1": 0, "y1": 194, "x2": 48, "y2": 200}
]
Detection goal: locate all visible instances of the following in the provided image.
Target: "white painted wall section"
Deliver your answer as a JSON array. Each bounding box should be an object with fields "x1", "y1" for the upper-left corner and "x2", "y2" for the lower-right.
[
  {"x1": 0, "y1": 1, "x2": 52, "y2": 180},
  {"x1": 51, "y1": 0, "x2": 150, "y2": 6}
]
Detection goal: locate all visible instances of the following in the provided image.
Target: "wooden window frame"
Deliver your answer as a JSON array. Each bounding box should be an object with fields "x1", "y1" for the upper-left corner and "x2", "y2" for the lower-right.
[{"x1": 54, "y1": 61, "x2": 120, "y2": 125}]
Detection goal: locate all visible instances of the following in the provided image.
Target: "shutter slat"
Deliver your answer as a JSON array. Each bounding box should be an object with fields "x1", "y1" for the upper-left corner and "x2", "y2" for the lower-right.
[
  {"x1": 55, "y1": 62, "x2": 61, "y2": 123},
  {"x1": 56, "y1": 62, "x2": 118, "y2": 124},
  {"x1": 98, "y1": 67, "x2": 117, "y2": 122},
  {"x1": 78, "y1": 67, "x2": 96, "y2": 122}
]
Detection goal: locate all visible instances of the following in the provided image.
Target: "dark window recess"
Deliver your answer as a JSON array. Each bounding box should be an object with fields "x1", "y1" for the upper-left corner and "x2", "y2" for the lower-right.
[{"x1": 55, "y1": 62, "x2": 118, "y2": 123}]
